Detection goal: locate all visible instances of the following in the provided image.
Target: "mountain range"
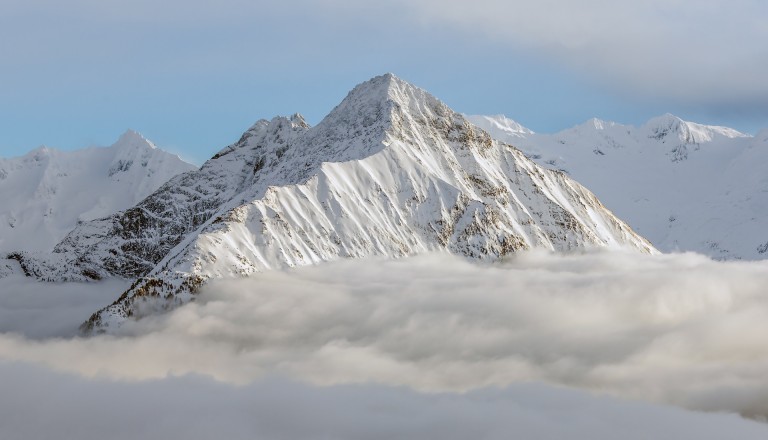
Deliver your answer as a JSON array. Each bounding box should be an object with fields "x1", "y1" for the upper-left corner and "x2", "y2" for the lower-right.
[
  {"x1": 3, "y1": 73, "x2": 764, "y2": 333},
  {"x1": 5, "y1": 74, "x2": 656, "y2": 331},
  {"x1": 467, "y1": 114, "x2": 768, "y2": 260}
]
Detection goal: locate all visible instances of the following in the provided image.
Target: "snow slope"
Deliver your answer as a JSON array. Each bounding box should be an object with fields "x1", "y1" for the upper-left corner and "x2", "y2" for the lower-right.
[
  {"x1": 0, "y1": 130, "x2": 195, "y2": 254},
  {"x1": 466, "y1": 114, "x2": 766, "y2": 260},
  {"x1": 41, "y1": 74, "x2": 653, "y2": 331}
]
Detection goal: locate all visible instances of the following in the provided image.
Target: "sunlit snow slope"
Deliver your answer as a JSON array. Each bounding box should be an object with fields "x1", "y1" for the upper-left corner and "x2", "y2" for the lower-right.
[{"x1": 467, "y1": 114, "x2": 768, "y2": 260}]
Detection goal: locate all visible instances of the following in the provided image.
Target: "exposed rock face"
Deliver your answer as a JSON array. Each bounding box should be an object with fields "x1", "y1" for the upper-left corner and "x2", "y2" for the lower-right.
[{"x1": 17, "y1": 74, "x2": 656, "y2": 332}]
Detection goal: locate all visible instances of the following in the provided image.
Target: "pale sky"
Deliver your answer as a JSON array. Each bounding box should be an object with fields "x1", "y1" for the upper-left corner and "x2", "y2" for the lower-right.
[{"x1": 1, "y1": 0, "x2": 766, "y2": 164}]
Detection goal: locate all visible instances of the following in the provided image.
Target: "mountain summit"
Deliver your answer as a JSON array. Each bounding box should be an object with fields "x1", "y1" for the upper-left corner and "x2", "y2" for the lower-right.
[{"x1": 12, "y1": 74, "x2": 656, "y2": 332}]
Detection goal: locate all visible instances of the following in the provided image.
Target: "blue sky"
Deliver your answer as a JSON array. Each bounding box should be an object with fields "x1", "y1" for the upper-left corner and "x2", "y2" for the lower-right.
[{"x1": 2, "y1": 0, "x2": 766, "y2": 164}]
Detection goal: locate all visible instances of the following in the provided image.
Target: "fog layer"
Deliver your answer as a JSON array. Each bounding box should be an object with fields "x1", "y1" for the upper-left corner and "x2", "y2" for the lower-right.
[
  {"x1": 1, "y1": 251, "x2": 767, "y2": 418},
  {"x1": 2, "y1": 360, "x2": 766, "y2": 440}
]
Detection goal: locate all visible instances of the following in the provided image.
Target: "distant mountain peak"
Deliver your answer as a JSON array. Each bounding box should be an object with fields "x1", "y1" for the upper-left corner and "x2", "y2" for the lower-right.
[
  {"x1": 465, "y1": 115, "x2": 534, "y2": 140},
  {"x1": 643, "y1": 114, "x2": 748, "y2": 143},
  {"x1": 643, "y1": 114, "x2": 686, "y2": 137},
  {"x1": 646, "y1": 113, "x2": 683, "y2": 125},
  {"x1": 113, "y1": 129, "x2": 157, "y2": 152},
  {"x1": 582, "y1": 118, "x2": 615, "y2": 130},
  {"x1": 289, "y1": 113, "x2": 310, "y2": 128},
  {"x1": 29, "y1": 146, "x2": 52, "y2": 161}
]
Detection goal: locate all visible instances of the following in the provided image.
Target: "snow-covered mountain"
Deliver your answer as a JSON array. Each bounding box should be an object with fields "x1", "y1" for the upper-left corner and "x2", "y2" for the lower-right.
[
  {"x1": 9, "y1": 74, "x2": 653, "y2": 331},
  {"x1": 466, "y1": 114, "x2": 767, "y2": 260},
  {"x1": 0, "y1": 130, "x2": 195, "y2": 254}
]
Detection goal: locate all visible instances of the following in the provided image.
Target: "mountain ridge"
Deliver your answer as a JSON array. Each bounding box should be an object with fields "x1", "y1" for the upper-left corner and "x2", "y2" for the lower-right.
[{"x1": 466, "y1": 113, "x2": 767, "y2": 259}]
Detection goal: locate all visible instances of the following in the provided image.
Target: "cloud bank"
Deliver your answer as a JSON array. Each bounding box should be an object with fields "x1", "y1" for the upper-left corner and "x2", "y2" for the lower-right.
[
  {"x1": 1, "y1": 251, "x2": 768, "y2": 420},
  {"x1": 0, "y1": 274, "x2": 127, "y2": 338},
  {"x1": 4, "y1": 359, "x2": 768, "y2": 440},
  {"x1": 3, "y1": 361, "x2": 767, "y2": 440}
]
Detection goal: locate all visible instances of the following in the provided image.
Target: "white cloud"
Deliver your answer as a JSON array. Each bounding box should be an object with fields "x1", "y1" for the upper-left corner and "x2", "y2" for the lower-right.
[{"x1": 1, "y1": 251, "x2": 768, "y2": 419}]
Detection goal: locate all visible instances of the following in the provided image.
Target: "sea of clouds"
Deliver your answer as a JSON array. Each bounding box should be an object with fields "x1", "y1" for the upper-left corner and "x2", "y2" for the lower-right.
[{"x1": 1, "y1": 250, "x2": 768, "y2": 438}]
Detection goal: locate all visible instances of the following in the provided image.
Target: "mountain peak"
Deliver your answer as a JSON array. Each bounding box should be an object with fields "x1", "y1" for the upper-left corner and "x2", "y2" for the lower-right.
[
  {"x1": 299, "y1": 73, "x2": 453, "y2": 164},
  {"x1": 642, "y1": 114, "x2": 692, "y2": 142},
  {"x1": 340, "y1": 73, "x2": 450, "y2": 111},
  {"x1": 268, "y1": 113, "x2": 311, "y2": 130},
  {"x1": 114, "y1": 129, "x2": 156, "y2": 150},
  {"x1": 644, "y1": 113, "x2": 685, "y2": 130},
  {"x1": 289, "y1": 113, "x2": 310, "y2": 128},
  {"x1": 360, "y1": 72, "x2": 401, "y2": 87},
  {"x1": 340, "y1": 73, "x2": 412, "y2": 104},
  {"x1": 28, "y1": 144, "x2": 53, "y2": 155},
  {"x1": 465, "y1": 115, "x2": 534, "y2": 142},
  {"x1": 583, "y1": 118, "x2": 615, "y2": 130},
  {"x1": 647, "y1": 113, "x2": 683, "y2": 124},
  {"x1": 328, "y1": 73, "x2": 452, "y2": 128},
  {"x1": 643, "y1": 114, "x2": 748, "y2": 143},
  {"x1": 557, "y1": 118, "x2": 620, "y2": 136}
]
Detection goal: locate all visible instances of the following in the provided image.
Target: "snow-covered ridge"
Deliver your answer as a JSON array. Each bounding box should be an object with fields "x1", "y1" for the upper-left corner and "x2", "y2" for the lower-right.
[
  {"x1": 464, "y1": 114, "x2": 534, "y2": 138},
  {"x1": 0, "y1": 132, "x2": 195, "y2": 254},
  {"x1": 32, "y1": 73, "x2": 653, "y2": 332},
  {"x1": 469, "y1": 113, "x2": 766, "y2": 260},
  {"x1": 469, "y1": 113, "x2": 749, "y2": 144},
  {"x1": 643, "y1": 113, "x2": 748, "y2": 144}
]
